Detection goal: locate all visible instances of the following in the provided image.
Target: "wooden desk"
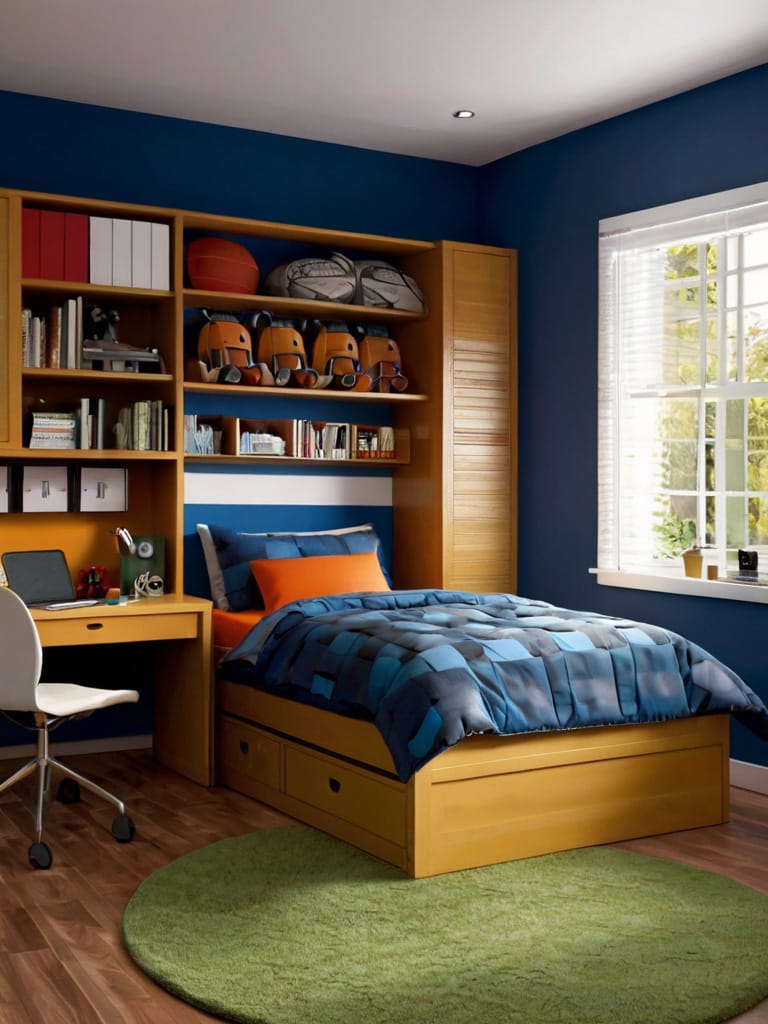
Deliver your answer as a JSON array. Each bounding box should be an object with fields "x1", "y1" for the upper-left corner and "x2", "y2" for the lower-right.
[{"x1": 32, "y1": 595, "x2": 213, "y2": 786}]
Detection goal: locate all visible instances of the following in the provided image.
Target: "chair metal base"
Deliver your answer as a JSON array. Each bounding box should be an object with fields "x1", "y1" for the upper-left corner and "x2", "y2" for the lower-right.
[{"x1": 0, "y1": 714, "x2": 135, "y2": 868}]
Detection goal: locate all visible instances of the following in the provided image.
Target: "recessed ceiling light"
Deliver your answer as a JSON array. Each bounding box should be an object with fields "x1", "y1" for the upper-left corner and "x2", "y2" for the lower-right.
[{"x1": 453, "y1": 110, "x2": 475, "y2": 119}]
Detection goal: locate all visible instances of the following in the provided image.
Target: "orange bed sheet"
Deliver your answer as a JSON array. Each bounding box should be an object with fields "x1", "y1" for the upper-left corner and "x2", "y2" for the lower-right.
[{"x1": 213, "y1": 608, "x2": 267, "y2": 660}]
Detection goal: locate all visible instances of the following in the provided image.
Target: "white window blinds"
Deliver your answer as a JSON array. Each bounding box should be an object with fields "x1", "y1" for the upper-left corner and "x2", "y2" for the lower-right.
[{"x1": 598, "y1": 182, "x2": 768, "y2": 575}]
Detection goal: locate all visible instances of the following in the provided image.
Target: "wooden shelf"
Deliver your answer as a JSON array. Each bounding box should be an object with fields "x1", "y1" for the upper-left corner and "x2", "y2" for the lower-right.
[
  {"x1": 184, "y1": 381, "x2": 427, "y2": 402},
  {"x1": 22, "y1": 279, "x2": 173, "y2": 303},
  {"x1": 23, "y1": 368, "x2": 174, "y2": 384},
  {"x1": 185, "y1": 454, "x2": 407, "y2": 467},
  {"x1": 183, "y1": 288, "x2": 426, "y2": 322},
  {"x1": 5, "y1": 448, "x2": 177, "y2": 460}
]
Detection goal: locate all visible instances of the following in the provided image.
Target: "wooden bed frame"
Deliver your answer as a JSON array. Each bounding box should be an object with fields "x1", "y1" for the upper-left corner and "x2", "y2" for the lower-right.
[{"x1": 216, "y1": 678, "x2": 730, "y2": 878}]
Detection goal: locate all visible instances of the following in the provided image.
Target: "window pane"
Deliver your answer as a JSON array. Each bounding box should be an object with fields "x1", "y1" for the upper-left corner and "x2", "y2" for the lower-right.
[
  {"x1": 665, "y1": 244, "x2": 700, "y2": 280},
  {"x1": 747, "y1": 396, "x2": 768, "y2": 490},
  {"x1": 663, "y1": 286, "x2": 701, "y2": 384},
  {"x1": 727, "y1": 309, "x2": 739, "y2": 380},
  {"x1": 726, "y1": 495, "x2": 747, "y2": 548},
  {"x1": 743, "y1": 268, "x2": 768, "y2": 306},
  {"x1": 748, "y1": 497, "x2": 768, "y2": 545},
  {"x1": 744, "y1": 305, "x2": 768, "y2": 381},
  {"x1": 743, "y1": 228, "x2": 768, "y2": 268},
  {"x1": 705, "y1": 495, "x2": 716, "y2": 546},
  {"x1": 726, "y1": 399, "x2": 745, "y2": 491}
]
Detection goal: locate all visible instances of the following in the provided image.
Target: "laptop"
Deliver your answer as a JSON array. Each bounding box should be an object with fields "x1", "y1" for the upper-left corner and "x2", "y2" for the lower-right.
[{"x1": 1, "y1": 549, "x2": 98, "y2": 609}]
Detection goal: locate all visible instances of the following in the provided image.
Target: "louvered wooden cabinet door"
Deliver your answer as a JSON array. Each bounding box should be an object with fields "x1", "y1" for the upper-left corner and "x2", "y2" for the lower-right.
[
  {"x1": 445, "y1": 245, "x2": 517, "y2": 593},
  {"x1": 392, "y1": 241, "x2": 517, "y2": 594}
]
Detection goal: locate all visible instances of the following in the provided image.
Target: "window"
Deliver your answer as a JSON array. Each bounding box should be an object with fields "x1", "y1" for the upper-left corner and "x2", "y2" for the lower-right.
[{"x1": 598, "y1": 182, "x2": 768, "y2": 594}]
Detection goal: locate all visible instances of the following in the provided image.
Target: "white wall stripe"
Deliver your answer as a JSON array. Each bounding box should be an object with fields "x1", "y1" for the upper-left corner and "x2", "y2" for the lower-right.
[{"x1": 184, "y1": 471, "x2": 392, "y2": 507}]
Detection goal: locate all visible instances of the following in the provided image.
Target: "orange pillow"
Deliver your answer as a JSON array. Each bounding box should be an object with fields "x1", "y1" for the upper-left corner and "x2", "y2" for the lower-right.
[{"x1": 250, "y1": 551, "x2": 391, "y2": 613}]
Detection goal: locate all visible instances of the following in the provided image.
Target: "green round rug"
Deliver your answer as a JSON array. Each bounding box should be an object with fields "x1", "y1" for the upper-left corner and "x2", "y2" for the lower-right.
[{"x1": 121, "y1": 826, "x2": 768, "y2": 1024}]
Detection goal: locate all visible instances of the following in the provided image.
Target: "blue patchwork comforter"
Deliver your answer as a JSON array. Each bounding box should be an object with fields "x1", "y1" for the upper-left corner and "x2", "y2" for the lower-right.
[{"x1": 220, "y1": 589, "x2": 768, "y2": 781}]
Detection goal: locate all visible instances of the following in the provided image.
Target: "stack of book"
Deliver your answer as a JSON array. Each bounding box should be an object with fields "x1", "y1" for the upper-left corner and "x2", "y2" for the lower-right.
[
  {"x1": 28, "y1": 411, "x2": 77, "y2": 449},
  {"x1": 115, "y1": 400, "x2": 171, "y2": 451},
  {"x1": 21, "y1": 297, "x2": 83, "y2": 368},
  {"x1": 78, "y1": 397, "x2": 107, "y2": 450},
  {"x1": 350, "y1": 424, "x2": 396, "y2": 458},
  {"x1": 293, "y1": 421, "x2": 350, "y2": 460}
]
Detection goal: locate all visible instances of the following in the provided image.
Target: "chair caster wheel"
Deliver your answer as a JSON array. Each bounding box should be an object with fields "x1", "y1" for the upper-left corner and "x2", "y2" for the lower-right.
[
  {"x1": 57, "y1": 778, "x2": 81, "y2": 804},
  {"x1": 29, "y1": 842, "x2": 52, "y2": 870},
  {"x1": 112, "y1": 814, "x2": 135, "y2": 843}
]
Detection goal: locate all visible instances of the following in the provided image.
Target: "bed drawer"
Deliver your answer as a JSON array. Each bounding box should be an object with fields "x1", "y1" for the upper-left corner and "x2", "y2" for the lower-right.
[
  {"x1": 216, "y1": 715, "x2": 282, "y2": 793},
  {"x1": 284, "y1": 745, "x2": 406, "y2": 844}
]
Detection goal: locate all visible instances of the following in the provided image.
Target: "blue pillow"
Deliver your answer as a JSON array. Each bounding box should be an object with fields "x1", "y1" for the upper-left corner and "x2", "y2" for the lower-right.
[{"x1": 197, "y1": 523, "x2": 389, "y2": 611}]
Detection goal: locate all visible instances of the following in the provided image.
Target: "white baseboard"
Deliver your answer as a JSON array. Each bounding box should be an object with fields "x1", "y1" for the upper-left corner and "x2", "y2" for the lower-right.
[
  {"x1": 0, "y1": 734, "x2": 152, "y2": 761},
  {"x1": 730, "y1": 758, "x2": 768, "y2": 796}
]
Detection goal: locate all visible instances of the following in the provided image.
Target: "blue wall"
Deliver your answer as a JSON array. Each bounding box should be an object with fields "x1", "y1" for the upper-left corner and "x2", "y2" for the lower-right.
[
  {"x1": 2, "y1": 69, "x2": 767, "y2": 768},
  {"x1": 480, "y1": 63, "x2": 768, "y2": 767},
  {"x1": 0, "y1": 90, "x2": 479, "y2": 240}
]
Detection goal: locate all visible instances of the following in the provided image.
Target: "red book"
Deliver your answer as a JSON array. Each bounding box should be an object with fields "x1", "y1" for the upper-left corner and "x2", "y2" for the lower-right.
[
  {"x1": 21, "y1": 207, "x2": 41, "y2": 278},
  {"x1": 39, "y1": 210, "x2": 66, "y2": 280},
  {"x1": 64, "y1": 213, "x2": 89, "y2": 281}
]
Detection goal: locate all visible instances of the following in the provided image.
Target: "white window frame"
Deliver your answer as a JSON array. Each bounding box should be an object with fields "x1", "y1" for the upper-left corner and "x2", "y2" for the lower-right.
[{"x1": 596, "y1": 181, "x2": 768, "y2": 604}]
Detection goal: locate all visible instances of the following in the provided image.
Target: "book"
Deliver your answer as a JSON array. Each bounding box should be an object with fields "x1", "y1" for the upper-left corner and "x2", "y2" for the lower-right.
[
  {"x1": 21, "y1": 208, "x2": 40, "y2": 278},
  {"x1": 131, "y1": 220, "x2": 152, "y2": 288},
  {"x1": 21, "y1": 307, "x2": 31, "y2": 367},
  {"x1": 47, "y1": 304, "x2": 62, "y2": 368},
  {"x1": 79, "y1": 398, "x2": 91, "y2": 450},
  {"x1": 39, "y1": 210, "x2": 66, "y2": 280},
  {"x1": 94, "y1": 397, "x2": 106, "y2": 450},
  {"x1": 64, "y1": 213, "x2": 89, "y2": 281},
  {"x1": 75, "y1": 295, "x2": 83, "y2": 368},
  {"x1": 112, "y1": 218, "x2": 132, "y2": 287},
  {"x1": 89, "y1": 216, "x2": 113, "y2": 285},
  {"x1": 63, "y1": 297, "x2": 77, "y2": 369},
  {"x1": 151, "y1": 222, "x2": 170, "y2": 289},
  {"x1": 29, "y1": 316, "x2": 42, "y2": 368}
]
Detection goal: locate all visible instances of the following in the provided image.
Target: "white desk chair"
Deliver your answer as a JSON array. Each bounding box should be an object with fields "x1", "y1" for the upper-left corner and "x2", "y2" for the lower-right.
[{"x1": 0, "y1": 585, "x2": 139, "y2": 869}]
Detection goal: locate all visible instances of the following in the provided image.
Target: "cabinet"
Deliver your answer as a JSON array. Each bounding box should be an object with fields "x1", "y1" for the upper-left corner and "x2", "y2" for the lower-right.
[
  {"x1": 0, "y1": 188, "x2": 516, "y2": 598},
  {"x1": 393, "y1": 241, "x2": 517, "y2": 593}
]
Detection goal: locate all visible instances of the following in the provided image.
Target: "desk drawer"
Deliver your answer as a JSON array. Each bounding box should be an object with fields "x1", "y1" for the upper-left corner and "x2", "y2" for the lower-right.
[
  {"x1": 37, "y1": 611, "x2": 199, "y2": 647},
  {"x1": 285, "y1": 745, "x2": 406, "y2": 844}
]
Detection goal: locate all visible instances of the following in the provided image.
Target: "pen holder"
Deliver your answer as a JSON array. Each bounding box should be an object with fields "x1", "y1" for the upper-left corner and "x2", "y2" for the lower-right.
[{"x1": 119, "y1": 536, "x2": 165, "y2": 596}]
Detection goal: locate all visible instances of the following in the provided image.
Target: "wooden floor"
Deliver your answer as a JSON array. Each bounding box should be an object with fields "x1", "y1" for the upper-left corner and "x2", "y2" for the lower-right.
[{"x1": 0, "y1": 749, "x2": 765, "y2": 1024}]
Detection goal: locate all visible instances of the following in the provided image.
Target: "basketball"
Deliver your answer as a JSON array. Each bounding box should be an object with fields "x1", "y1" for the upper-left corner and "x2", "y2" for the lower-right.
[{"x1": 187, "y1": 237, "x2": 260, "y2": 294}]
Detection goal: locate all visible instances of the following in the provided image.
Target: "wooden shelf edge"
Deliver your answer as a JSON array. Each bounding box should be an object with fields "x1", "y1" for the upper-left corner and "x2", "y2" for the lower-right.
[
  {"x1": 1, "y1": 448, "x2": 177, "y2": 460},
  {"x1": 184, "y1": 454, "x2": 407, "y2": 467},
  {"x1": 22, "y1": 279, "x2": 174, "y2": 301},
  {"x1": 23, "y1": 368, "x2": 174, "y2": 384},
  {"x1": 183, "y1": 289, "x2": 427, "y2": 322},
  {"x1": 183, "y1": 381, "x2": 427, "y2": 402}
]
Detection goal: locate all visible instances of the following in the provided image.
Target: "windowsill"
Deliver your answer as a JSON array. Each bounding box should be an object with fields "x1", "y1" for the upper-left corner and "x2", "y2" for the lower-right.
[{"x1": 592, "y1": 568, "x2": 768, "y2": 604}]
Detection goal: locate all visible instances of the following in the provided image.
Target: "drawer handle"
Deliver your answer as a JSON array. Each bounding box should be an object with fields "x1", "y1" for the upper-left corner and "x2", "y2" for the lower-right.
[
  {"x1": 328, "y1": 777, "x2": 341, "y2": 794},
  {"x1": 86, "y1": 622, "x2": 104, "y2": 631},
  {"x1": 239, "y1": 740, "x2": 249, "y2": 755}
]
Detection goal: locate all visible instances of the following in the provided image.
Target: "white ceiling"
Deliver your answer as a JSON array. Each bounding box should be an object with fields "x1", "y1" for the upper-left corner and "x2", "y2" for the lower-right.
[{"x1": 1, "y1": 0, "x2": 767, "y2": 167}]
